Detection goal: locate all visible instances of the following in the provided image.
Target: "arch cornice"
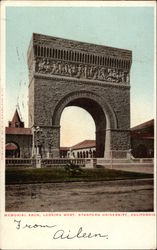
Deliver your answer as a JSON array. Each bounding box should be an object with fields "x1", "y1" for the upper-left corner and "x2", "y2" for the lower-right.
[{"x1": 52, "y1": 90, "x2": 118, "y2": 129}]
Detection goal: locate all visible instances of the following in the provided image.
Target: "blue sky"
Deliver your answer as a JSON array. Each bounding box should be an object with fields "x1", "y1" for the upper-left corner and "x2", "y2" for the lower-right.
[{"x1": 5, "y1": 6, "x2": 155, "y2": 146}]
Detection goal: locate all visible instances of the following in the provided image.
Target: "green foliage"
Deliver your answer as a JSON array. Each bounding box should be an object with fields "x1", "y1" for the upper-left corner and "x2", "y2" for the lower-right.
[
  {"x1": 6, "y1": 167, "x2": 153, "y2": 185},
  {"x1": 64, "y1": 162, "x2": 83, "y2": 177}
]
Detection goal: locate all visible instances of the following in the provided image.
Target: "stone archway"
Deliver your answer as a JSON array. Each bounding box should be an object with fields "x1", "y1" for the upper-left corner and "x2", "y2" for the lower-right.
[
  {"x1": 27, "y1": 33, "x2": 132, "y2": 159},
  {"x1": 6, "y1": 133, "x2": 32, "y2": 158},
  {"x1": 5, "y1": 142, "x2": 20, "y2": 158},
  {"x1": 52, "y1": 90, "x2": 117, "y2": 158}
]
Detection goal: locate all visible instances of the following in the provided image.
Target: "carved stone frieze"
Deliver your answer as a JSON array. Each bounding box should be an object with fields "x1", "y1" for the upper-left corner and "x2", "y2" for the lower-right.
[{"x1": 35, "y1": 58, "x2": 130, "y2": 84}]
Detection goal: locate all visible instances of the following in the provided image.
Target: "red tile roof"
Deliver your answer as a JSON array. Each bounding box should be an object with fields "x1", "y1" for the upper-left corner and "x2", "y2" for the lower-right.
[
  {"x1": 60, "y1": 147, "x2": 70, "y2": 151},
  {"x1": 6, "y1": 143, "x2": 18, "y2": 150},
  {"x1": 131, "y1": 132, "x2": 154, "y2": 140},
  {"x1": 6, "y1": 127, "x2": 31, "y2": 135},
  {"x1": 71, "y1": 140, "x2": 96, "y2": 150},
  {"x1": 131, "y1": 119, "x2": 154, "y2": 131}
]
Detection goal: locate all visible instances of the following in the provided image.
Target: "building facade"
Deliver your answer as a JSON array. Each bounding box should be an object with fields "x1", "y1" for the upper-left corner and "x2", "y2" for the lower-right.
[
  {"x1": 131, "y1": 119, "x2": 154, "y2": 158},
  {"x1": 68, "y1": 140, "x2": 96, "y2": 158},
  {"x1": 6, "y1": 110, "x2": 32, "y2": 158}
]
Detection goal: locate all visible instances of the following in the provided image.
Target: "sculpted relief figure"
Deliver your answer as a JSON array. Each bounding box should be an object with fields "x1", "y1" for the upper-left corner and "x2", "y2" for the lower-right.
[
  {"x1": 63, "y1": 64, "x2": 68, "y2": 75},
  {"x1": 37, "y1": 59, "x2": 51, "y2": 74},
  {"x1": 119, "y1": 71, "x2": 128, "y2": 83},
  {"x1": 71, "y1": 64, "x2": 77, "y2": 77},
  {"x1": 111, "y1": 69, "x2": 118, "y2": 82},
  {"x1": 105, "y1": 68, "x2": 122, "y2": 83},
  {"x1": 36, "y1": 57, "x2": 129, "y2": 84},
  {"x1": 93, "y1": 67, "x2": 98, "y2": 80},
  {"x1": 51, "y1": 61, "x2": 57, "y2": 74},
  {"x1": 56, "y1": 61, "x2": 62, "y2": 74},
  {"x1": 105, "y1": 69, "x2": 112, "y2": 81},
  {"x1": 126, "y1": 72, "x2": 130, "y2": 84},
  {"x1": 88, "y1": 66, "x2": 94, "y2": 78},
  {"x1": 68, "y1": 64, "x2": 72, "y2": 76},
  {"x1": 45, "y1": 60, "x2": 51, "y2": 73},
  {"x1": 87, "y1": 66, "x2": 98, "y2": 80},
  {"x1": 83, "y1": 65, "x2": 88, "y2": 78},
  {"x1": 38, "y1": 59, "x2": 46, "y2": 73},
  {"x1": 76, "y1": 64, "x2": 82, "y2": 78},
  {"x1": 97, "y1": 68, "x2": 106, "y2": 81}
]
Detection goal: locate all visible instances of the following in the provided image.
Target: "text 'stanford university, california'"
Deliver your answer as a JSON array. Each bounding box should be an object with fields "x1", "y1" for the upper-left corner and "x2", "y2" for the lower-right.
[{"x1": 27, "y1": 33, "x2": 132, "y2": 159}]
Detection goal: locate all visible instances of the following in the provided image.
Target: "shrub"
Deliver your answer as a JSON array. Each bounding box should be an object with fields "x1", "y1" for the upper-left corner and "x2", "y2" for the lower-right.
[{"x1": 64, "y1": 162, "x2": 83, "y2": 177}]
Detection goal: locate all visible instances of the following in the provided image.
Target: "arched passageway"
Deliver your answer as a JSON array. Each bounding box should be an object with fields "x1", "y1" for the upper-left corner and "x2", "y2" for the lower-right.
[
  {"x1": 5, "y1": 142, "x2": 20, "y2": 158},
  {"x1": 55, "y1": 93, "x2": 111, "y2": 158},
  {"x1": 64, "y1": 98, "x2": 106, "y2": 157}
]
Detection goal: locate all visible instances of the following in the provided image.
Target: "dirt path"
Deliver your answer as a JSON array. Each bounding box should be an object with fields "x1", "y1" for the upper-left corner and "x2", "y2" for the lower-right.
[
  {"x1": 104, "y1": 165, "x2": 154, "y2": 174},
  {"x1": 6, "y1": 179, "x2": 153, "y2": 212}
]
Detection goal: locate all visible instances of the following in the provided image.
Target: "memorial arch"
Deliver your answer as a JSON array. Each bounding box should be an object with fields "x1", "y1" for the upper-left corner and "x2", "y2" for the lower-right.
[{"x1": 27, "y1": 33, "x2": 132, "y2": 159}]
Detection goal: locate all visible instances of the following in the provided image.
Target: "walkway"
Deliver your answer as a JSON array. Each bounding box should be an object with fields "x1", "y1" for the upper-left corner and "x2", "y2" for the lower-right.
[
  {"x1": 6, "y1": 178, "x2": 153, "y2": 212},
  {"x1": 103, "y1": 164, "x2": 154, "y2": 174}
]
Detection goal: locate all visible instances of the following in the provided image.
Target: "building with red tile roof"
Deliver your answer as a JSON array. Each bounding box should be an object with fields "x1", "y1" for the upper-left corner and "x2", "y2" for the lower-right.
[
  {"x1": 6, "y1": 127, "x2": 31, "y2": 135},
  {"x1": 131, "y1": 119, "x2": 154, "y2": 158},
  {"x1": 71, "y1": 140, "x2": 96, "y2": 150},
  {"x1": 60, "y1": 147, "x2": 70, "y2": 158},
  {"x1": 6, "y1": 110, "x2": 32, "y2": 158},
  {"x1": 131, "y1": 119, "x2": 154, "y2": 132},
  {"x1": 68, "y1": 140, "x2": 96, "y2": 158}
]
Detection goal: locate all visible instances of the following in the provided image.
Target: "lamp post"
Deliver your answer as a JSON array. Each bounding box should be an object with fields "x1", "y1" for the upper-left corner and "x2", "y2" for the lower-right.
[
  {"x1": 32, "y1": 127, "x2": 35, "y2": 158},
  {"x1": 32, "y1": 126, "x2": 42, "y2": 168},
  {"x1": 35, "y1": 126, "x2": 42, "y2": 156}
]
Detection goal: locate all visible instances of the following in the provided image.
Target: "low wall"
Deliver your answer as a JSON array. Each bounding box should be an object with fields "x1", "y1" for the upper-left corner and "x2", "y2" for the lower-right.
[
  {"x1": 6, "y1": 158, "x2": 36, "y2": 168},
  {"x1": 5, "y1": 158, "x2": 86, "y2": 168},
  {"x1": 41, "y1": 158, "x2": 86, "y2": 167},
  {"x1": 5, "y1": 157, "x2": 154, "y2": 170}
]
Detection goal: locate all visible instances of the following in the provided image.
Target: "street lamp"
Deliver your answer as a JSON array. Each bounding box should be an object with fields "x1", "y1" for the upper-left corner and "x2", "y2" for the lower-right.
[
  {"x1": 32, "y1": 127, "x2": 36, "y2": 158},
  {"x1": 35, "y1": 126, "x2": 42, "y2": 156},
  {"x1": 32, "y1": 126, "x2": 42, "y2": 168}
]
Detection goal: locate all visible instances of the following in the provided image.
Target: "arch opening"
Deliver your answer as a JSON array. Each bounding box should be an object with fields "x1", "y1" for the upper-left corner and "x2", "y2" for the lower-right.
[
  {"x1": 5, "y1": 142, "x2": 20, "y2": 158},
  {"x1": 59, "y1": 97, "x2": 107, "y2": 158},
  {"x1": 60, "y1": 106, "x2": 96, "y2": 158}
]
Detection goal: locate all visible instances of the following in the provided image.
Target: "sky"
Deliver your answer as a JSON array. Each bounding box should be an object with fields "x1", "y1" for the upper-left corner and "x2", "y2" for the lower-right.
[{"x1": 5, "y1": 4, "x2": 155, "y2": 146}]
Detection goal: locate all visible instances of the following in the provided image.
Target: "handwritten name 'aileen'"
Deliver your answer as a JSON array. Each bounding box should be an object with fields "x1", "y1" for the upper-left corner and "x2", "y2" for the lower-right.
[{"x1": 14, "y1": 219, "x2": 108, "y2": 240}]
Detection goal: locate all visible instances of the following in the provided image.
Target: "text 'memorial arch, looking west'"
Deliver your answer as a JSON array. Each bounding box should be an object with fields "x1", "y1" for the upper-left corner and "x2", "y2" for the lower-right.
[{"x1": 27, "y1": 33, "x2": 132, "y2": 159}]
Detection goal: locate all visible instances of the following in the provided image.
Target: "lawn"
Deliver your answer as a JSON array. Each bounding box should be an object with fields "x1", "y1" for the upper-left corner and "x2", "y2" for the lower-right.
[{"x1": 6, "y1": 166, "x2": 153, "y2": 185}]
